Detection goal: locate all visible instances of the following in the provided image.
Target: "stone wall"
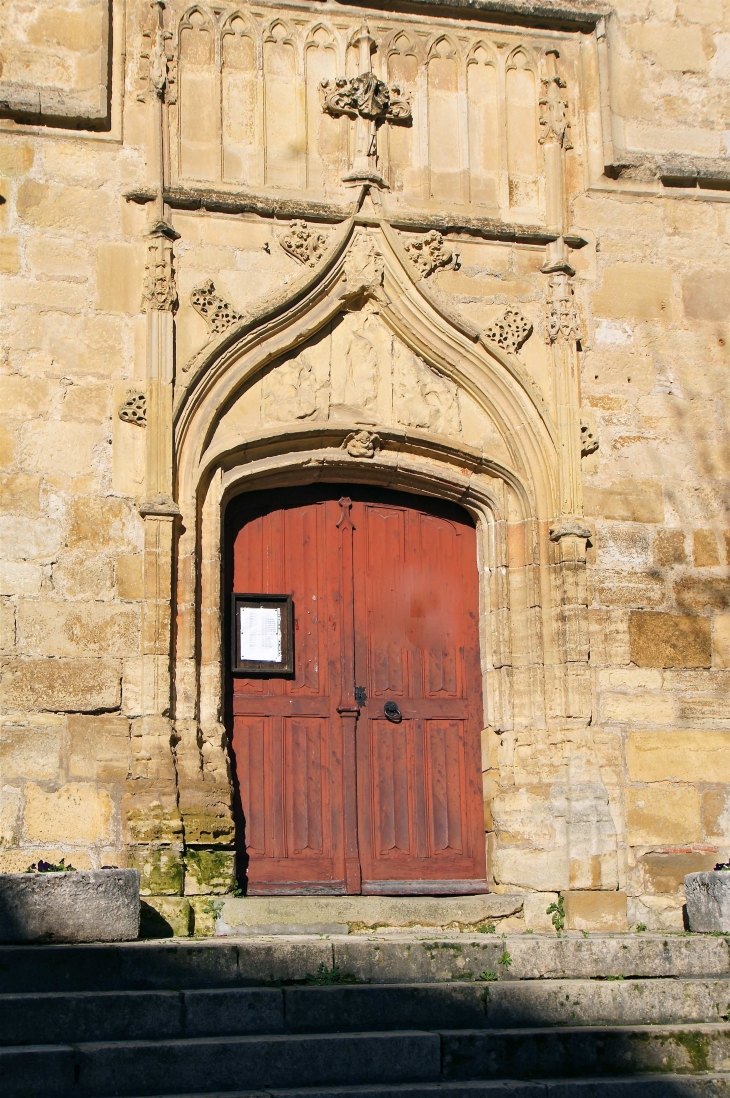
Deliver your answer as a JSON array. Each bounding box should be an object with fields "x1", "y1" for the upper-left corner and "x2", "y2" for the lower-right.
[{"x1": 0, "y1": 0, "x2": 728, "y2": 933}]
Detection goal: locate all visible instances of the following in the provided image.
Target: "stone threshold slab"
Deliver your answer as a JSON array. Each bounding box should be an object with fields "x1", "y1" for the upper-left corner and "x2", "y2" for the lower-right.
[{"x1": 216, "y1": 896, "x2": 524, "y2": 937}]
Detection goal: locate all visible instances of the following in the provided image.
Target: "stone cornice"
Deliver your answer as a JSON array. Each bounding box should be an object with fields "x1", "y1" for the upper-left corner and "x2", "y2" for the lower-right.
[
  {"x1": 125, "y1": 186, "x2": 588, "y2": 249},
  {"x1": 330, "y1": 0, "x2": 609, "y2": 32}
]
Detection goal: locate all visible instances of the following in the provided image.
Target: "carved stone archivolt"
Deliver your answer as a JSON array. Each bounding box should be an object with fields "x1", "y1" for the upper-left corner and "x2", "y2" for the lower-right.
[
  {"x1": 545, "y1": 271, "x2": 580, "y2": 344},
  {"x1": 483, "y1": 309, "x2": 533, "y2": 354},
  {"x1": 118, "y1": 390, "x2": 147, "y2": 426},
  {"x1": 191, "y1": 280, "x2": 242, "y2": 337},
  {"x1": 279, "y1": 220, "x2": 328, "y2": 268},
  {"x1": 402, "y1": 231, "x2": 454, "y2": 278},
  {"x1": 343, "y1": 429, "x2": 380, "y2": 458},
  {"x1": 321, "y1": 71, "x2": 411, "y2": 125}
]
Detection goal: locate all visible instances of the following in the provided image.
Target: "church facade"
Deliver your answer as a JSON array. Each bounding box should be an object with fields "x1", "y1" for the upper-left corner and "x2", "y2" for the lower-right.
[{"x1": 0, "y1": 0, "x2": 729, "y2": 934}]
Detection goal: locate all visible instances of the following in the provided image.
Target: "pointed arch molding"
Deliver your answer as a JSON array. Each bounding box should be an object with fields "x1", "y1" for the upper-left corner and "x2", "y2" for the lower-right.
[{"x1": 174, "y1": 218, "x2": 558, "y2": 521}]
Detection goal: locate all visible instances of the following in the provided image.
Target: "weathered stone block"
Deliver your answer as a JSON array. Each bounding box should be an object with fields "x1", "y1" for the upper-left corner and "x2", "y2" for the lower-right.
[
  {"x1": 17, "y1": 602, "x2": 140, "y2": 658},
  {"x1": 627, "y1": 783, "x2": 702, "y2": 845},
  {"x1": 592, "y1": 264, "x2": 673, "y2": 321},
  {"x1": 184, "y1": 849, "x2": 236, "y2": 896},
  {"x1": 116, "y1": 554, "x2": 143, "y2": 600},
  {"x1": 563, "y1": 890, "x2": 628, "y2": 932},
  {"x1": 675, "y1": 576, "x2": 730, "y2": 612},
  {"x1": 627, "y1": 22, "x2": 709, "y2": 73},
  {"x1": 68, "y1": 497, "x2": 139, "y2": 551},
  {"x1": 24, "y1": 782, "x2": 113, "y2": 844},
  {"x1": 683, "y1": 274, "x2": 730, "y2": 322},
  {"x1": 641, "y1": 852, "x2": 717, "y2": 893},
  {"x1": 0, "y1": 657, "x2": 121, "y2": 712},
  {"x1": 584, "y1": 481, "x2": 664, "y2": 523},
  {"x1": 140, "y1": 897, "x2": 194, "y2": 939},
  {"x1": 628, "y1": 730, "x2": 730, "y2": 783},
  {"x1": 0, "y1": 869, "x2": 139, "y2": 943},
  {"x1": 129, "y1": 846, "x2": 185, "y2": 897},
  {"x1": 693, "y1": 530, "x2": 721, "y2": 567},
  {"x1": 0, "y1": 515, "x2": 62, "y2": 561},
  {"x1": 592, "y1": 570, "x2": 665, "y2": 608},
  {"x1": 0, "y1": 719, "x2": 63, "y2": 781},
  {"x1": 685, "y1": 872, "x2": 730, "y2": 933},
  {"x1": 68, "y1": 715, "x2": 130, "y2": 781},
  {"x1": 712, "y1": 615, "x2": 730, "y2": 668},
  {"x1": 601, "y1": 692, "x2": 674, "y2": 723},
  {"x1": 655, "y1": 529, "x2": 687, "y2": 566},
  {"x1": 0, "y1": 236, "x2": 19, "y2": 273},
  {"x1": 629, "y1": 611, "x2": 711, "y2": 668},
  {"x1": 96, "y1": 243, "x2": 143, "y2": 314}
]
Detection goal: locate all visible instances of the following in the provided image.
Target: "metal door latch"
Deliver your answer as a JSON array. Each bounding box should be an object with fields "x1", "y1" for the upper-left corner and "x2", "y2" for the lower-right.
[
  {"x1": 384, "y1": 701, "x2": 403, "y2": 723},
  {"x1": 354, "y1": 686, "x2": 367, "y2": 706}
]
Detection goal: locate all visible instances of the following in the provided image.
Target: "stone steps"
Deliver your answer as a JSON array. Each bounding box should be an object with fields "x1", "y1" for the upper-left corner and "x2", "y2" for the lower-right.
[
  {"x1": 1, "y1": 935, "x2": 730, "y2": 1096},
  {"x1": 3, "y1": 1024, "x2": 730, "y2": 1097},
  {"x1": 2, "y1": 934, "x2": 729, "y2": 992},
  {"x1": 3, "y1": 979, "x2": 730, "y2": 1045}
]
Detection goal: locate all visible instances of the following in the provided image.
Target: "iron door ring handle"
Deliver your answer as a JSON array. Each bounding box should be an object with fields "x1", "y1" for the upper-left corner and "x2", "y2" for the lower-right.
[{"x1": 384, "y1": 701, "x2": 403, "y2": 723}]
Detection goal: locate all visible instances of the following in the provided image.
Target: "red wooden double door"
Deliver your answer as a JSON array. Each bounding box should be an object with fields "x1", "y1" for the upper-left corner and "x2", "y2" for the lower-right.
[{"x1": 227, "y1": 484, "x2": 487, "y2": 895}]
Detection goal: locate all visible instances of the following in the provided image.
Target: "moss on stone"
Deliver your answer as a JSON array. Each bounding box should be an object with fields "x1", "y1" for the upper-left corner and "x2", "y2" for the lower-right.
[{"x1": 184, "y1": 848, "x2": 235, "y2": 894}]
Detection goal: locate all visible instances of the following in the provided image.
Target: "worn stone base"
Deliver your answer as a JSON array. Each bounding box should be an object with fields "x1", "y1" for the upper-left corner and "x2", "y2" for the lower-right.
[
  {"x1": 686, "y1": 871, "x2": 730, "y2": 933},
  {"x1": 0, "y1": 870, "x2": 140, "y2": 943},
  {"x1": 214, "y1": 895, "x2": 525, "y2": 937}
]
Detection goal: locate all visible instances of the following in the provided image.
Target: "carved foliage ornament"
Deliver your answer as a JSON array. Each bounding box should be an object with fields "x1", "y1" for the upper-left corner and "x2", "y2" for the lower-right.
[
  {"x1": 545, "y1": 272, "x2": 580, "y2": 344},
  {"x1": 403, "y1": 231, "x2": 454, "y2": 278},
  {"x1": 343, "y1": 429, "x2": 380, "y2": 458},
  {"x1": 142, "y1": 222, "x2": 179, "y2": 312},
  {"x1": 191, "y1": 280, "x2": 242, "y2": 337},
  {"x1": 539, "y1": 50, "x2": 572, "y2": 150},
  {"x1": 279, "y1": 220, "x2": 327, "y2": 268},
  {"x1": 118, "y1": 390, "x2": 147, "y2": 426},
  {"x1": 321, "y1": 72, "x2": 411, "y2": 124},
  {"x1": 484, "y1": 309, "x2": 533, "y2": 354},
  {"x1": 580, "y1": 420, "x2": 599, "y2": 457}
]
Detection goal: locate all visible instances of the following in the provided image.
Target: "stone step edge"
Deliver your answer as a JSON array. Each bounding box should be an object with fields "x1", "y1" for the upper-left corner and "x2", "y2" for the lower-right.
[
  {"x1": 90, "y1": 1074, "x2": 730, "y2": 1098},
  {"x1": 3, "y1": 1019, "x2": 730, "y2": 1052}
]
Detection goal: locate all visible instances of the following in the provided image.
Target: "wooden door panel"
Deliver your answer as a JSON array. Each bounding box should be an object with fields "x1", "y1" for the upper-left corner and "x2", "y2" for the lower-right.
[
  {"x1": 286, "y1": 717, "x2": 327, "y2": 857},
  {"x1": 354, "y1": 496, "x2": 486, "y2": 891},
  {"x1": 369, "y1": 718, "x2": 413, "y2": 858},
  {"x1": 229, "y1": 485, "x2": 486, "y2": 896},
  {"x1": 426, "y1": 719, "x2": 465, "y2": 856},
  {"x1": 229, "y1": 491, "x2": 346, "y2": 893}
]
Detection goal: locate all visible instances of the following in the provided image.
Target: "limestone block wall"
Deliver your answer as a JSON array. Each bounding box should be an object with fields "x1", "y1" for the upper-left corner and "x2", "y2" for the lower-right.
[{"x1": 0, "y1": 0, "x2": 728, "y2": 934}]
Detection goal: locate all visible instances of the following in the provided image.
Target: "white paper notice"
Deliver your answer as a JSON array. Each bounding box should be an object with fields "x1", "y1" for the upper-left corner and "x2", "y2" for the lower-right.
[{"x1": 240, "y1": 606, "x2": 282, "y2": 662}]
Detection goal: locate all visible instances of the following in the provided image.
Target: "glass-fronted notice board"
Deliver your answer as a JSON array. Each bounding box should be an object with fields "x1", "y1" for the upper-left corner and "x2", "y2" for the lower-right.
[{"x1": 231, "y1": 593, "x2": 294, "y2": 674}]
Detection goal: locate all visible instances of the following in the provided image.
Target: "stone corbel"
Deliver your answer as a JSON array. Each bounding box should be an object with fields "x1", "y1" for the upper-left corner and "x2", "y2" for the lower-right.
[{"x1": 549, "y1": 518, "x2": 592, "y2": 542}]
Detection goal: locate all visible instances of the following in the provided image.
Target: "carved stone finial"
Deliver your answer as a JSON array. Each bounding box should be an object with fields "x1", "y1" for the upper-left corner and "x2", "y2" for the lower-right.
[
  {"x1": 539, "y1": 49, "x2": 573, "y2": 150},
  {"x1": 321, "y1": 72, "x2": 411, "y2": 124},
  {"x1": 402, "y1": 231, "x2": 454, "y2": 278},
  {"x1": 191, "y1": 279, "x2": 242, "y2": 337},
  {"x1": 545, "y1": 271, "x2": 580, "y2": 344},
  {"x1": 484, "y1": 309, "x2": 533, "y2": 354},
  {"x1": 279, "y1": 220, "x2": 327, "y2": 268},
  {"x1": 118, "y1": 390, "x2": 147, "y2": 426},
  {"x1": 343, "y1": 429, "x2": 380, "y2": 458},
  {"x1": 581, "y1": 420, "x2": 599, "y2": 457},
  {"x1": 142, "y1": 220, "x2": 179, "y2": 312}
]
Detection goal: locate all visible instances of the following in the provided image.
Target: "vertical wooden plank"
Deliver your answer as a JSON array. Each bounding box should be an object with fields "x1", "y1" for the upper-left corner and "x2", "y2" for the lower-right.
[{"x1": 337, "y1": 496, "x2": 362, "y2": 894}]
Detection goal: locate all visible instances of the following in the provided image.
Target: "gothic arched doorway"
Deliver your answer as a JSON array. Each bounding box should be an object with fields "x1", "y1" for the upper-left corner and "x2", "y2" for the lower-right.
[{"x1": 226, "y1": 483, "x2": 487, "y2": 896}]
